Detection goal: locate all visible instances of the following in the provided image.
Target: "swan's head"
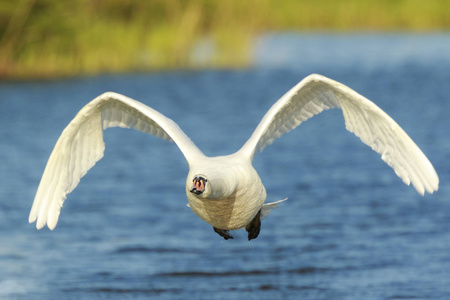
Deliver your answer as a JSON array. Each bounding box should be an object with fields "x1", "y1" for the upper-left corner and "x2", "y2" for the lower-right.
[
  {"x1": 188, "y1": 167, "x2": 237, "y2": 199},
  {"x1": 190, "y1": 175, "x2": 209, "y2": 196}
]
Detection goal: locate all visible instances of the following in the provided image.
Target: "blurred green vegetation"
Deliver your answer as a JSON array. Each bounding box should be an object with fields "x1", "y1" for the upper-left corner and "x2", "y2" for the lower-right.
[{"x1": 1, "y1": 0, "x2": 449, "y2": 79}]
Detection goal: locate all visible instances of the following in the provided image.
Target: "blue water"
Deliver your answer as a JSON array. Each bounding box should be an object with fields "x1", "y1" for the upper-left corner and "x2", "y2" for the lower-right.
[{"x1": 1, "y1": 33, "x2": 450, "y2": 299}]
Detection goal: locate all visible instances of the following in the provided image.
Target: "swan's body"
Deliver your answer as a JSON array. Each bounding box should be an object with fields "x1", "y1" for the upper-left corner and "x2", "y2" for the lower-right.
[
  {"x1": 186, "y1": 154, "x2": 266, "y2": 231},
  {"x1": 29, "y1": 74, "x2": 439, "y2": 240}
]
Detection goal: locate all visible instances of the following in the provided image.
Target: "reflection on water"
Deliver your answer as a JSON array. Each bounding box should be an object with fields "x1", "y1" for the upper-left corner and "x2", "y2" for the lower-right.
[{"x1": 0, "y1": 33, "x2": 450, "y2": 299}]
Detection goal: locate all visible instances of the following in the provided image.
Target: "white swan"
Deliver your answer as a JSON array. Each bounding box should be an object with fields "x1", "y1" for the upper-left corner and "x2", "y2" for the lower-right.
[{"x1": 29, "y1": 74, "x2": 439, "y2": 240}]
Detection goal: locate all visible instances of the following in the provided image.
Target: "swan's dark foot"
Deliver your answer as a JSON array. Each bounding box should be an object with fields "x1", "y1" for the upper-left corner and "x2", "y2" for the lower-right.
[
  {"x1": 245, "y1": 209, "x2": 261, "y2": 241},
  {"x1": 213, "y1": 227, "x2": 234, "y2": 240}
]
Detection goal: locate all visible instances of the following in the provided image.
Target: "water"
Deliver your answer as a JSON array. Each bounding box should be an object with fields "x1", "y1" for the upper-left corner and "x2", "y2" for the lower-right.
[{"x1": 1, "y1": 33, "x2": 450, "y2": 299}]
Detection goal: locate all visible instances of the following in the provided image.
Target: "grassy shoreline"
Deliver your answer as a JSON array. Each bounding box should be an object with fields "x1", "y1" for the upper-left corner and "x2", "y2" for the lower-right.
[{"x1": 1, "y1": 0, "x2": 449, "y2": 80}]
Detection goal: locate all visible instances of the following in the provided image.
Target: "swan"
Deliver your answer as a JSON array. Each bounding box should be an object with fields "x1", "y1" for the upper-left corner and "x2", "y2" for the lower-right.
[{"x1": 29, "y1": 74, "x2": 439, "y2": 240}]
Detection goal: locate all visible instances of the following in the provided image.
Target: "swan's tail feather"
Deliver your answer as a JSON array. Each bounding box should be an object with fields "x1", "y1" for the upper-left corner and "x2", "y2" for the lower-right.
[{"x1": 261, "y1": 198, "x2": 287, "y2": 219}]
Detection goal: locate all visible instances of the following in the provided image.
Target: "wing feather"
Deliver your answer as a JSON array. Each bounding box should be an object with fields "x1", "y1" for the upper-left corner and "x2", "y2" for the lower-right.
[
  {"x1": 239, "y1": 74, "x2": 438, "y2": 195},
  {"x1": 30, "y1": 92, "x2": 204, "y2": 230}
]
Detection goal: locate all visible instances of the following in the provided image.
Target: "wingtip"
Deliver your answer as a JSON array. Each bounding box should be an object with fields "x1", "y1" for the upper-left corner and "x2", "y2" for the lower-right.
[
  {"x1": 416, "y1": 180, "x2": 439, "y2": 196},
  {"x1": 34, "y1": 213, "x2": 50, "y2": 230},
  {"x1": 36, "y1": 221, "x2": 45, "y2": 230},
  {"x1": 28, "y1": 214, "x2": 45, "y2": 230},
  {"x1": 32, "y1": 220, "x2": 55, "y2": 230},
  {"x1": 47, "y1": 213, "x2": 59, "y2": 231},
  {"x1": 28, "y1": 214, "x2": 36, "y2": 224},
  {"x1": 426, "y1": 183, "x2": 439, "y2": 196}
]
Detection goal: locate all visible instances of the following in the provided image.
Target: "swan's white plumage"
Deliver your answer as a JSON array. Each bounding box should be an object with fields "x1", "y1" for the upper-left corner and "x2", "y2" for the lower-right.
[
  {"x1": 29, "y1": 74, "x2": 439, "y2": 231},
  {"x1": 29, "y1": 92, "x2": 204, "y2": 229},
  {"x1": 240, "y1": 74, "x2": 438, "y2": 195}
]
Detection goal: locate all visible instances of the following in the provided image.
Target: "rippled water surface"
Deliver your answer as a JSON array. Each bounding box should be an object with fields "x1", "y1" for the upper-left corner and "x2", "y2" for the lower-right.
[{"x1": 1, "y1": 33, "x2": 450, "y2": 299}]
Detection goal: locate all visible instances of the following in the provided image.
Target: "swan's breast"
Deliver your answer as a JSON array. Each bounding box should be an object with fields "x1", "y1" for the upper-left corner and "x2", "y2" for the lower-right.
[{"x1": 187, "y1": 184, "x2": 266, "y2": 230}]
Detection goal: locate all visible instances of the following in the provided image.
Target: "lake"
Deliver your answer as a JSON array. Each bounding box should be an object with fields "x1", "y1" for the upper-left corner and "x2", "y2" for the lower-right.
[{"x1": 1, "y1": 33, "x2": 450, "y2": 299}]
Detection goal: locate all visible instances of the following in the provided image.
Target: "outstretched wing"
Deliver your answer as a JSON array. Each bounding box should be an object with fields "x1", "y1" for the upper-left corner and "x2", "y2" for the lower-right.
[
  {"x1": 239, "y1": 74, "x2": 439, "y2": 196},
  {"x1": 29, "y1": 92, "x2": 204, "y2": 230}
]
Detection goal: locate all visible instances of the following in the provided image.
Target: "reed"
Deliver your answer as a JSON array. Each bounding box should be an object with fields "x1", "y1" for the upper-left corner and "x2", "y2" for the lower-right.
[{"x1": 1, "y1": 0, "x2": 449, "y2": 79}]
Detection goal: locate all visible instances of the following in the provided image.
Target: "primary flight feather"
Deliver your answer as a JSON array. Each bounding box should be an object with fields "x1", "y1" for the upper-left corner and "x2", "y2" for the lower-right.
[{"x1": 29, "y1": 74, "x2": 439, "y2": 240}]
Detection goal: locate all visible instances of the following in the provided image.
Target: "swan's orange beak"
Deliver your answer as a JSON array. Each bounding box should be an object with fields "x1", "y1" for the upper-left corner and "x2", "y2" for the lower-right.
[{"x1": 190, "y1": 176, "x2": 207, "y2": 195}]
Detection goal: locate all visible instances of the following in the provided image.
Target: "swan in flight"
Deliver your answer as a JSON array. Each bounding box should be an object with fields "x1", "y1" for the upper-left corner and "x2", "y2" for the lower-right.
[{"x1": 29, "y1": 74, "x2": 439, "y2": 240}]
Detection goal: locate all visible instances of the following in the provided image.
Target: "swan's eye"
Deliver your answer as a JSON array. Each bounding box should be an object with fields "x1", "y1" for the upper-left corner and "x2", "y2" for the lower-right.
[{"x1": 190, "y1": 176, "x2": 207, "y2": 195}]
